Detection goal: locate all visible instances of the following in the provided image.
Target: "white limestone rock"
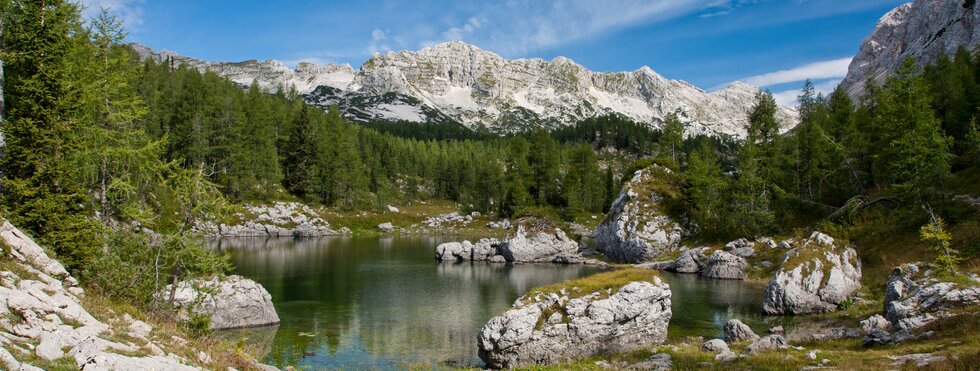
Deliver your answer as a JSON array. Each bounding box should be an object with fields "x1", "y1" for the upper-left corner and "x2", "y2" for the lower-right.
[
  {"x1": 498, "y1": 219, "x2": 578, "y2": 263},
  {"x1": 762, "y1": 232, "x2": 862, "y2": 315},
  {"x1": 163, "y1": 275, "x2": 280, "y2": 330},
  {"x1": 477, "y1": 277, "x2": 672, "y2": 368},
  {"x1": 594, "y1": 167, "x2": 684, "y2": 263},
  {"x1": 701, "y1": 251, "x2": 749, "y2": 280}
]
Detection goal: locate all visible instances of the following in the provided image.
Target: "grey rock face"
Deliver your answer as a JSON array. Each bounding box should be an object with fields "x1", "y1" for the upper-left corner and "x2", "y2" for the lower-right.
[
  {"x1": 477, "y1": 277, "x2": 672, "y2": 368},
  {"x1": 131, "y1": 42, "x2": 796, "y2": 137},
  {"x1": 594, "y1": 167, "x2": 684, "y2": 263},
  {"x1": 862, "y1": 328, "x2": 893, "y2": 348},
  {"x1": 724, "y1": 319, "x2": 759, "y2": 343},
  {"x1": 883, "y1": 263, "x2": 980, "y2": 334},
  {"x1": 164, "y1": 275, "x2": 280, "y2": 330},
  {"x1": 841, "y1": 1, "x2": 980, "y2": 99},
  {"x1": 701, "y1": 251, "x2": 749, "y2": 280},
  {"x1": 198, "y1": 202, "x2": 338, "y2": 237},
  {"x1": 499, "y1": 222, "x2": 578, "y2": 263},
  {"x1": 762, "y1": 232, "x2": 862, "y2": 315}
]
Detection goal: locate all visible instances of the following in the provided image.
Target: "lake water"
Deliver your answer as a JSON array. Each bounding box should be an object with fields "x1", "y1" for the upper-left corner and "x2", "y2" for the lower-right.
[{"x1": 209, "y1": 237, "x2": 785, "y2": 369}]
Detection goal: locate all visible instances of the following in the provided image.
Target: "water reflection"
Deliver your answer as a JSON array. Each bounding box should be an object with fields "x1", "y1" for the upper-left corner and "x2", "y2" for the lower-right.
[
  {"x1": 208, "y1": 237, "x2": 598, "y2": 368},
  {"x1": 659, "y1": 272, "x2": 791, "y2": 339}
]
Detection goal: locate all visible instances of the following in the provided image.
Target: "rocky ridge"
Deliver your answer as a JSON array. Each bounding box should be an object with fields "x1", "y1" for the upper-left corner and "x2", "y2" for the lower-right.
[
  {"x1": 841, "y1": 0, "x2": 980, "y2": 98},
  {"x1": 130, "y1": 42, "x2": 797, "y2": 137},
  {"x1": 196, "y1": 202, "x2": 342, "y2": 237}
]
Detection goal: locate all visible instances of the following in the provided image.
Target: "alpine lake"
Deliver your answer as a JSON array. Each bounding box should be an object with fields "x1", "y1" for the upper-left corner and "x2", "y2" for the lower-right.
[{"x1": 207, "y1": 236, "x2": 790, "y2": 369}]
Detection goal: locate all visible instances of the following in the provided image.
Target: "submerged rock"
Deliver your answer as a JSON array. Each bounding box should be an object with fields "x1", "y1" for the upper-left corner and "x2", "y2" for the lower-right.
[
  {"x1": 762, "y1": 232, "x2": 862, "y2": 315},
  {"x1": 723, "y1": 319, "x2": 759, "y2": 343},
  {"x1": 477, "y1": 276, "x2": 672, "y2": 368},
  {"x1": 883, "y1": 263, "x2": 980, "y2": 334},
  {"x1": 163, "y1": 275, "x2": 280, "y2": 330},
  {"x1": 701, "y1": 250, "x2": 748, "y2": 280},
  {"x1": 498, "y1": 218, "x2": 579, "y2": 263},
  {"x1": 593, "y1": 167, "x2": 684, "y2": 263}
]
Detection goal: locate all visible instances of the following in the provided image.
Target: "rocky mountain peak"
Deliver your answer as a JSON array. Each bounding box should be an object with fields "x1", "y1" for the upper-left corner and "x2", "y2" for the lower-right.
[
  {"x1": 840, "y1": 0, "x2": 980, "y2": 99},
  {"x1": 132, "y1": 41, "x2": 797, "y2": 136}
]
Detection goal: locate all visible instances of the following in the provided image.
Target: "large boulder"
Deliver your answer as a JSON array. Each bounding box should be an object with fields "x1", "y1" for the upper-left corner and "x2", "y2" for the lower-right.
[
  {"x1": 477, "y1": 275, "x2": 672, "y2": 368},
  {"x1": 723, "y1": 319, "x2": 759, "y2": 343},
  {"x1": 762, "y1": 232, "x2": 862, "y2": 315},
  {"x1": 498, "y1": 219, "x2": 578, "y2": 263},
  {"x1": 667, "y1": 247, "x2": 708, "y2": 273},
  {"x1": 883, "y1": 263, "x2": 980, "y2": 334},
  {"x1": 164, "y1": 275, "x2": 280, "y2": 330},
  {"x1": 435, "y1": 238, "x2": 501, "y2": 262},
  {"x1": 701, "y1": 250, "x2": 748, "y2": 280},
  {"x1": 593, "y1": 167, "x2": 684, "y2": 263}
]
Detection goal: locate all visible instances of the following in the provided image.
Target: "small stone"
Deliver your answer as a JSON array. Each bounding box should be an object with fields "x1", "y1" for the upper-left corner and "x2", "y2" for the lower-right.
[
  {"x1": 744, "y1": 335, "x2": 788, "y2": 354},
  {"x1": 807, "y1": 350, "x2": 820, "y2": 360},
  {"x1": 768, "y1": 326, "x2": 783, "y2": 334},
  {"x1": 702, "y1": 339, "x2": 729, "y2": 353},
  {"x1": 377, "y1": 222, "x2": 395, "y2": 233}
]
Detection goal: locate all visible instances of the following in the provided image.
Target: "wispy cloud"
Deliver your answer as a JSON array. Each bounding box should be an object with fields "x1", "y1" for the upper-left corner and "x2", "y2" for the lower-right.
[
  {"x1": 741, "y1": 57, "x2": 852, "y2": 87},
  {"x1": 368, "y1": 29, "x2": 392, "y2": 54},
  {"x1": 771, "y1": 79, "x2": 842, "y2": 106},
  {"x1": 78, "y1": 0, "x2": 145, "y2": 30},
  {"x1": 408, "y1": 1, "x2": 722, "y2": 57}
]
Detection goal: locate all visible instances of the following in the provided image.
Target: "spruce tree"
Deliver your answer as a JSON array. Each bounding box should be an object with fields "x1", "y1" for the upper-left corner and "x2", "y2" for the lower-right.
[{"x1": 0, "y1": 0, "x2": 102, "y2": 270}]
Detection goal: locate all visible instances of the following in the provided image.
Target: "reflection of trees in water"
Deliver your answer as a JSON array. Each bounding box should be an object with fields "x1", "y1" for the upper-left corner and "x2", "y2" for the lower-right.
[{"x1": 214, "y1": 236, "x2": 600, "y2": 367}]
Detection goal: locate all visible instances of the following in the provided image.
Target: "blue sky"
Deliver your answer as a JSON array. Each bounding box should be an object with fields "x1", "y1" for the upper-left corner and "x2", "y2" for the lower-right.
[{"x1": 81, "y1": 0, "x2": 908, "y2": 105}]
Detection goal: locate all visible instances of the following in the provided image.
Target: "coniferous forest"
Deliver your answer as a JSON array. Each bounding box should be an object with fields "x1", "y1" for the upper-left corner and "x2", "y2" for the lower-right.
[{"x1": 2, "y1": 1, "x2": 980, "y2": 369}]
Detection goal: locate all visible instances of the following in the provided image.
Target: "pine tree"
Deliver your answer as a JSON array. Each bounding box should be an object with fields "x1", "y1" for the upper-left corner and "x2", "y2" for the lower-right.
[
  {"x1": 660, "y1": 112, "x2": 685, "y2": 164},
  {"x1": 0, "y1": 0, "x2": 102, "y2": 270},
  {"x1": 685, "y1": 142, "x2": 730, "y2": 237},
  {"x1": 875, "y1": 58, "x2": 952, "y2": 207}
]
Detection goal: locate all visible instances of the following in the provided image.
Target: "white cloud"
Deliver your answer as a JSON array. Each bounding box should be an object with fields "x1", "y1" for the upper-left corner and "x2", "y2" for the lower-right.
[
  {"x1": 78, "y1": 0, "x2": 144, "y2": 30},
  {"x1": 412, "y1": 1, "x2": 720, "y2": 57},
  {"x1": 741, "y1": 57, "x2": 852, "y2": 87},
  {"x1": 368, "y1": 28, "x2": 391, "y2": 54},
  {"x1": 772, "y1": 78, "x2": 842, "y2": 106}
]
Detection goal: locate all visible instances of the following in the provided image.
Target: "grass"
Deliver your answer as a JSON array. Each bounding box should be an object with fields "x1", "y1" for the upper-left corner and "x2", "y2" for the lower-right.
[{"x1": 523, "y1": 268, "x2": 659, "y2": 302}]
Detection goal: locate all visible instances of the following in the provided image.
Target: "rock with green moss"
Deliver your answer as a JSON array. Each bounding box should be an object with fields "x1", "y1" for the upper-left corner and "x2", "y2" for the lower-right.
[
  {"x1": 163, "y1": 275, "x2": 280, "y2": 330},
  {"x1": 883, "y1": 263, "x2": 980, "y2": 334},
  {"x1": 594, "y1": 167, "x2": 684, "y2": 263},
  {"x1": 477, "y1": 274, "x2": 671, "y2": 368},
  {"x1": 762, "y1": 232, "x2": 862, "y2": 315}
]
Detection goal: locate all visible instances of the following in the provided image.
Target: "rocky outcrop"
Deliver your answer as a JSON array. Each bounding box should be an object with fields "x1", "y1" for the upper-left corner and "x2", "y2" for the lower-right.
[
  {"x1": 163, "y1": 275, "x2": 280, "y2": 330},
  {"x1": 723, "y1": 319, "x2": 759, "y2": 343},
  {"x1": 883, "y1": 263, "x2": 980, "y2": 334},
  {"x1": 498, "y1": 219, "x2": 579, "y2": 263},
  {"x1": 377, "y1": 222, "x2": 395, "y2": 233},
  {"x1": 594, "y1": 167, "x2": 684, "y2": 263},
  {"x1": 435, "y1": 238, "x2": 500, "y2": 262},
  {"x1": 841, "y1": 0, "x2": 980, "y2": 99},
  {"x1": 701, "y1": 250, "x2": 749, "y2": 280},
  {"x1": 197, "y1": 202, "x2": 340, "y2": 237},
  {"x1": 762, "y1": 232, "x2": 862, "y2": 315},
  {"x1": 0, "y1": 222, "x2": 212, "y2": 370},
  {"x1": 477, "y1": 276, "x2": 672, "y2": 368},
  {"x1": 132, "y1": 42, "x2": 796, "y2": 137}
]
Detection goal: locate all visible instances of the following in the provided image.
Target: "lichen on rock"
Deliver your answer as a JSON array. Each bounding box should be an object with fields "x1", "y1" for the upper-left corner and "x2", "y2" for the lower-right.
[{"x1": 762, "y1": 231, "x2": 862, "y2": 315}]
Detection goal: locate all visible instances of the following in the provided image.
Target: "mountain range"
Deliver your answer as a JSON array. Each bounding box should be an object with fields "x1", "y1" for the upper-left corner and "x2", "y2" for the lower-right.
[{"x1": 130, "y1": 42, "x2": 797, "y2": 138}]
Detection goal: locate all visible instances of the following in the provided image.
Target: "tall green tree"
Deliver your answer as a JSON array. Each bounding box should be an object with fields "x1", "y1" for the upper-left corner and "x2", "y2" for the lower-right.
[{"x1": 0, "y1": 0, "x2": 102, "y2": 270}]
